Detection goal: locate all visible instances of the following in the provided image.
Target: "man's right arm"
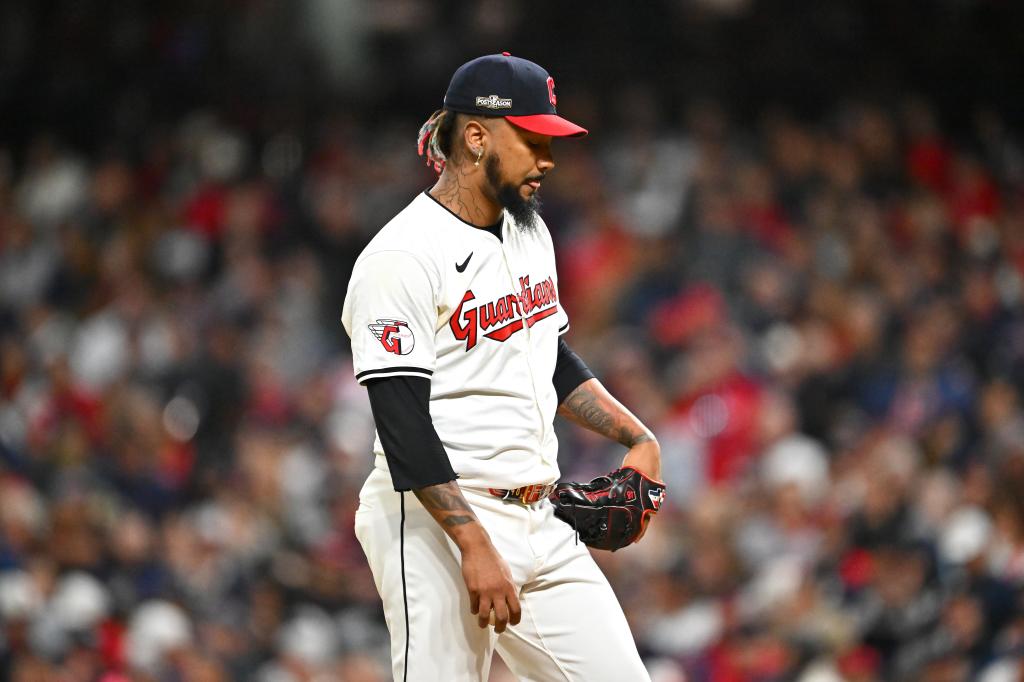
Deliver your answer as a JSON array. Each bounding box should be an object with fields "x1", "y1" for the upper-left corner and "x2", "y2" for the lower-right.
[
  {"x1": 346, "y1": 251, "x2": 520, "y2": 631},
  {"x1": 412, "y1": 481, "x2": 521, "y2": 632},
  {"x1": 365, "y1": 376, "x2": 521, "y2": 632}
]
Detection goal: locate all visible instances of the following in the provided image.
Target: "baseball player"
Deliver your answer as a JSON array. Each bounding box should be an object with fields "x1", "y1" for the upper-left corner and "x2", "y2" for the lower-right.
[{"x1": 342, "y1": 53, "x2": 665, "y2": 681}]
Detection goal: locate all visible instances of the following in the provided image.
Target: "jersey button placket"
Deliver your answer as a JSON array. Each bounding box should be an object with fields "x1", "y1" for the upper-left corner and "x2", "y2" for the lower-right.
[{"x1": 500, "y1": 234, "x2": 550, "y2": 465}]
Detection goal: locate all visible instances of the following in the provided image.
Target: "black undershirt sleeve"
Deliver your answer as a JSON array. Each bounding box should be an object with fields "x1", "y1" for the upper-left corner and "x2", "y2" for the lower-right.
[
  {"x1": 365, "y1": 375, "x2": 457, "y2": 492},
  {"x1": 554, "y1": 338, "x2": 595, "y2": 405}
]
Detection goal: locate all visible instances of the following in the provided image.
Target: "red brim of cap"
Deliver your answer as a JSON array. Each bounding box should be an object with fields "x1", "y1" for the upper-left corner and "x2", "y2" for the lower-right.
[{"x1": 506, "y1": 114, "x2": 588, "y2": 137}]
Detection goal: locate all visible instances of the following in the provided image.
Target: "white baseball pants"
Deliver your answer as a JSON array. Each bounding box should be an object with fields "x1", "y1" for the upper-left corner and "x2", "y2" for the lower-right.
[{"x1": 354, "y1": 467, "x2": 651, "y2": 682}]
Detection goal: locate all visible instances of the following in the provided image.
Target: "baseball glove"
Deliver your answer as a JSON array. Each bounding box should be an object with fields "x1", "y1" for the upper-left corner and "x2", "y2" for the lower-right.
[{"x1": 548, "y1": 467, "x2": 667, "y2": 551}]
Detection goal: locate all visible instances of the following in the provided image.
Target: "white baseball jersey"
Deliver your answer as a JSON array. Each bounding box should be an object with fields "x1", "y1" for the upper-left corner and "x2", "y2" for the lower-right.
[{"x1": 341, "y1": 191, "x2": 570, "y2": 490}]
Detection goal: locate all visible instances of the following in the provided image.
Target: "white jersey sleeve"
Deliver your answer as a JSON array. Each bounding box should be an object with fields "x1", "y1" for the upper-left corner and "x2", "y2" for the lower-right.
[{"x1": 342, "y1": 250, "x2": 437, "y2": 384}]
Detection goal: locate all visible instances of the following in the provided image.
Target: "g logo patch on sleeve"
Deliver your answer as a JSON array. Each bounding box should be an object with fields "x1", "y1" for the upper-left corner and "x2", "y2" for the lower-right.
[{"x1": 368, "y1": 319, "x2": 416, "y2": 355}]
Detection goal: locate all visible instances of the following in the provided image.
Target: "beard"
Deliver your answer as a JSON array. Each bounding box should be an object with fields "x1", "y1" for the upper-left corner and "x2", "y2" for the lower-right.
[{"x1": 484, "y1": 154, "x2": 541, "y2": 232}]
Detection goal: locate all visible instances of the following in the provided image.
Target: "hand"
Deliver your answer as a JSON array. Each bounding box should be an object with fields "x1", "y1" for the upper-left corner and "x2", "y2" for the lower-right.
[
  {"x1": 622, "y1": 438, "x2": 662, "y2": 481},
  {"x1": 411, "y1": 482, "x2": 521, "y2": 632},
  {"x1": 622, "y1": 440, "x2": 663, "y2": 542},
  {"x1": 550, "y1": 465, "x2": 666, "y2": 550},
  {"x1": 460, "y1": 541, "x2": 521, "y2": 633}
]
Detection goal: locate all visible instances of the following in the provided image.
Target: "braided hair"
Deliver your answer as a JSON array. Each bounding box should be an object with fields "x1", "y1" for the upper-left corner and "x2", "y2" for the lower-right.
[{"x1": 416, "y1": 109, "x2": 458, "y2": 174}]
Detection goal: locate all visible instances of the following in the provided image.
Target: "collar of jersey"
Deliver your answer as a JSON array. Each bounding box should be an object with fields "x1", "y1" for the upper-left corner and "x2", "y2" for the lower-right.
[{"x1": 422, "y1": 190, "x2": 504, "y2": 241}]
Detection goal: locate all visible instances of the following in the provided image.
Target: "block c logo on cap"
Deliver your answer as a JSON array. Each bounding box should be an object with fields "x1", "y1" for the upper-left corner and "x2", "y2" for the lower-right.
[
  {"x1": 368, "y1": 319, "x2": 416, "y2": 355},
  {"x1": 547, "y1": 77, "x2": 557, "y2": 107}
]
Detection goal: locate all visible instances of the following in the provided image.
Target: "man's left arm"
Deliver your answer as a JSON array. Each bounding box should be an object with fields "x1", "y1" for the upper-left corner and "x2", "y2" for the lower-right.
[
  {"x1": 557, "y1": 377, "x2": 661, "y2": 480},
  {"x1": 550, "y1": 340, "x2": 665, "y2": 549}
]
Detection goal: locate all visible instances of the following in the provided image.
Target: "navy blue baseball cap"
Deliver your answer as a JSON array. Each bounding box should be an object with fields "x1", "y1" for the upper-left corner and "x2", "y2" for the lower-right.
[{"x1": 443, "y1": 52, "x2": 588, "y2": 138}]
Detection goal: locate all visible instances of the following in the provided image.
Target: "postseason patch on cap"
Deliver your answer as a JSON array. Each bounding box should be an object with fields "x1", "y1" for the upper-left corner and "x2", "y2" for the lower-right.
[{"x1": 475, "y1": 95, "x2": 512, "y2": 110}]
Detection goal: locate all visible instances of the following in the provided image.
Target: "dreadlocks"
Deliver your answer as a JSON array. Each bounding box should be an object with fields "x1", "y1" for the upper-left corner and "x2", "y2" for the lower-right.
[{"x1": 416, "y1": 109, "x2": 458, "y2": 174}]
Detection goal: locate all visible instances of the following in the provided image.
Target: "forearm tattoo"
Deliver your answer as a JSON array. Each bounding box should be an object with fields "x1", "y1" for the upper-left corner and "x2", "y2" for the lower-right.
[
  {"x1": 560, "y1": 382, "x2": 654, "y2": 448},
  {"x1": 414, "y1": 481, "x2": 477, "y2": 528}
]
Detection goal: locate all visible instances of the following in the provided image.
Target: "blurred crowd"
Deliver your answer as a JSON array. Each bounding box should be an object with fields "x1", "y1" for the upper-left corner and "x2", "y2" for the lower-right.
[
  {"x1": 3, "y1": 90, "x2": 1024, "y2": 682},
  {"x1": 3, "y1": 7, "x2": 1024, "y2": 680},
  {"x1": 555, "y1": 99, "x2": 1024, "y2": 682}
]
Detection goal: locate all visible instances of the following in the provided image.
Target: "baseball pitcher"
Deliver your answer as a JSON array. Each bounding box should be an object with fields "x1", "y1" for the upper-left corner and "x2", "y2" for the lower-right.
[{"x1": 342, "y1": 53, "x2": 666, "y2": 682}]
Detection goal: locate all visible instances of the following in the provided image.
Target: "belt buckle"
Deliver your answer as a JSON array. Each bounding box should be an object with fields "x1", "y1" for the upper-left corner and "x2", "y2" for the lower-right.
[
  {"x1": 489, "y1": 484, "x2": 552, "y2": 504},
  {"x1": 518, "y1": 484, "x2": 550, "y2": 504}
]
